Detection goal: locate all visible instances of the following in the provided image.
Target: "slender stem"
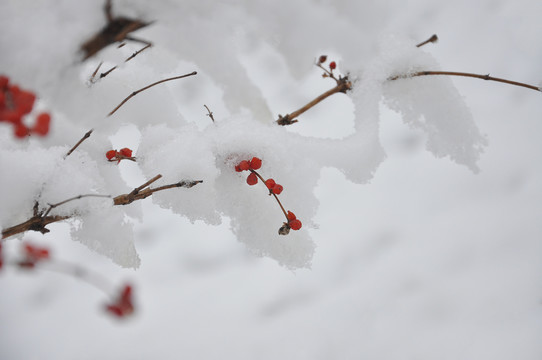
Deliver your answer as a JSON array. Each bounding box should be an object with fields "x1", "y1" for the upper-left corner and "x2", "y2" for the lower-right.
[
  {"x1": 89, "y1": 62, "x2": 103, "y2": 83},
  {"x1": 125, "y1": 43, "x2": 151, "y2": 62},
  {"x1": 65, "y1": 129, "x2": 93, "y2": 158},
  {"x1": 43, "y1": 194, "x2": 111, "y2": 217},
  {"x1": 131, "y1": 174, "x2": 162, "y2": 194},
  {"x1": 390, "y1": 71, "x2": 541, "y2": 92},
  {"x1": 277, "y1": 78, "x2": 351, "y2": 125},
  {"x1": 204, "y1": 104, "x2": 215, "y2": 122},
  {"x1": 108, "y1": 71, "x2": 198, "y2": 116},
  {"x1": 100, "y1": 66, "x2": 117, "y2": 79},
  {"x1": 250, "y1": 170, "x2": 289, "y2": 221},
  {"x1": 416, "y1": 34, "x2": 438, "y2": 47}
]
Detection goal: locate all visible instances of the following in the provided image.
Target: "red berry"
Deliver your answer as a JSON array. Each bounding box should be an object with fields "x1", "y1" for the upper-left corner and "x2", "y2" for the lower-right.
[
  {"x1": 329, "y1": 61, "x2": 336, "y2": 70},
  {"x1": 14, "y1": 123, "x2": 29, "y2": 138},
  {"x1": 0, "y1": 75, "x2": 8, "y2": 89},
  {"x1": 318, "y1": 55, "x2": 327, "y2": 64},
  {"x1": 287, "y1": 211, "x2": 296, "y2": 221},
  {"x1": 239, "y1": 160, "x2": 250, "y2": 171},
  {"x1": 235, "y1": 165, "x2": 242, "y2": 172},
  {"x1": 271, "y1": 184, "x2": 283, "y2": 195},
  {"x1": 249, "y1": 157, "x2": 262, "y2": 170},
  {"x1": 33, "y1": 112, "x2": 50, "y2": 136},
  {"x1": 264, "y1": 178, "x2": 276, "y2": 189},
  {"x1": 290, "y1": 219, "x2": 302, "y2": 230},
  {"x1": 119, "y1": 147, "x2": 132, "y2": 157},
  {"x1": 246, "y1": 172, "x2": 258, "y2": 185},
  {"x1": 106, "y1": 150, "x2": 117, "y2": 160}
]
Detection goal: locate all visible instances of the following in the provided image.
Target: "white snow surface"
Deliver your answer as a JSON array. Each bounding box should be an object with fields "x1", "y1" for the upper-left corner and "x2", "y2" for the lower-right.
[{"x1": 1, "y1": 0, "x2": 541, "y2": 359}]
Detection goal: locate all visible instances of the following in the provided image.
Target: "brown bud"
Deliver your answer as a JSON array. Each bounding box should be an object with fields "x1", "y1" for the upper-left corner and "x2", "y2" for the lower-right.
[
  {"x1": 318, "y1": 55, "x2": 327, "y2": 64},
  {"x1": 278, "y1": 223, "x2": 291, "y2": 235}
]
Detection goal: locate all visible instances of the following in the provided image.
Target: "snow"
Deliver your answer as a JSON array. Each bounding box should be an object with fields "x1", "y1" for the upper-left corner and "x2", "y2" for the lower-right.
[{"x1": 1, "y1": 0, "x2": 541, "y2": 359}]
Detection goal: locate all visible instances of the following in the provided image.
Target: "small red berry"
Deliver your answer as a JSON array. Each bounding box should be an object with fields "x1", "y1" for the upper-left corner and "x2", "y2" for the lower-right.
[
  {"x1": 33, "y1": 112, "x2": 51, "y2": 136},
  {"x1": 249, "y1": 157, "x2": 262, "y2": 170},
  {"x1": 0, "y1": 75, "x2": 8, "y2": 89},
  {"x1": 329, "y1": 61, "x2": 336, "y2": 70},
  {"x1": 289, "y1": 219, "x2": 302, "y2": 230},
  {"x1": 264, "y1": 178, "x2": 276, "y2": 189},
  {"x1": 239, "y1": 160, "x2": 250, "y2": 171},
  {"x1": 287, "y1": 211, "x2": 296, "y2": 221},
  {"x1": 235, "y1": 165, "x2": 242, "y2": 172},
  {"x1": 14, "y1": 123, "x2": 29, "y2": 138},
  {"x1": 246, "y1": 172, "x2": 258, "y2": 185},
  {"x1": 106, "y1": 150, "x2": 117, "y2": 160},
  {"x1": 318, "y1": 55, "x2": 327, "y2": 64},
  {"x1": 119, "y1": 147, "x2": 132, "y2": 157},
  {"x1": 271, "y1": 184, "x2": 283, "y2": 195}
]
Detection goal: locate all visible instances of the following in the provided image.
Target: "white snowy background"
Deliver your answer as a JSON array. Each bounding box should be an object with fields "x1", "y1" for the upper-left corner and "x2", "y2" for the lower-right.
[{"x1": 1, "y1": 0, "x2": 541, "y2": 359}]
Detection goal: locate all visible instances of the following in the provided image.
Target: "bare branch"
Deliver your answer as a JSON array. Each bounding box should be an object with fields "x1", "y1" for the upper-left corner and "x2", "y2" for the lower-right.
[
  {"x1": 204, "y1": 104, "x2": 215, "y2": 122},
  {"x1": 416, "y1": 34, "x2": 438, "y2": 47},
  {"x1": 389, "y1": 70, "x2": 541, "y2": 92},
  {"x1": 65, "y1": 129, "x2": 93, "y2": 158},
  {"x1": 43, "y1": 194, "x2": 112, "y2": 217},
  {"x1": 277, "y1": 77, "x2": 352, "y2": 125},
  {"x1": 108, "y1": 71, "x2": 198, "y2": 116},
  {"x1": 113, "y1": 176, "x2": 202, "y2": 205}
]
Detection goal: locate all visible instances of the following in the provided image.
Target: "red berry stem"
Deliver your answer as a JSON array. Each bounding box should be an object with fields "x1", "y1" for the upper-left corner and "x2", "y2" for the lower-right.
[{"x1": 249, "y1": 169, "x2": 289, "y2": 222}]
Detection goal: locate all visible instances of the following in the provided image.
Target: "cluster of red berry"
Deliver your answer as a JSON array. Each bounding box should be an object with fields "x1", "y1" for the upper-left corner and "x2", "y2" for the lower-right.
[
  {"x1": 0, "y1": 75, "x2": 51, "y2": 138},
  {"x1": 105, "y1": 284, "x2": 134, "y2": 318},
  {"x1": 317, "y1": 55, "x2": 338, "y2": 79},
  {"x1": 18, "y1": 243, "x2": 50, "y2": 268},
  {"x1": 235, "y1": 157, "x2": 302, "y2": 233},
  {"x1": 106, "y1": 147, "x2": 135, "y2": 163}
]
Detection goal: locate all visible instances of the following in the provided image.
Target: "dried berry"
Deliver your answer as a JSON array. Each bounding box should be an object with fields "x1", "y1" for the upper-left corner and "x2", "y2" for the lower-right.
[{"x1": 318, "y1": 55, "x2": 327, "y2": 64}]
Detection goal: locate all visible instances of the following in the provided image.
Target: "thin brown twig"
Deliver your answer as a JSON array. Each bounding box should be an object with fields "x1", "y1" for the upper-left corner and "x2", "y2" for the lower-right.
[
  {"x1": 389, "y1": 70, "x2": 541, "y2": 92},
  {"x1": 65, "y1": 130, "x2": 93, "y2": 158},
  {"x1": 100, "y1": 66, "x2": 117, "y2": 79},
  {"x1": 90, "y1": 62, "x2": 103, "y2": 83},
  {"x1": 204, "y1": 104, "x2": 215, "y2": 122},
  {"x1": 249, "y1": 170, "x2": 289, "y2": 222},
  {"x1": 125, "y1": 43, "x2": 151, "y2": 62},
  {"x1": 43, "y1": 194, "x2": 112, "y2": 217},
  {"x1": 108, "y1": 71, "x2": 198, "y2": 116},
  {"x1": 277, "y1": 77, "x2": 352, "y2": 125},
  {"x1": 113, "y1": 175, "x2": 202, "y2": 205},
  {"x1": 416, "y1": 34, "x2": 438, "y2": 47}
]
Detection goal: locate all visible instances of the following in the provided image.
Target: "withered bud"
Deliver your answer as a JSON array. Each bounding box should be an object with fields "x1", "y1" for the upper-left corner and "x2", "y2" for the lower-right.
[
  {"x1": 278, "y1": 223, "x2": 291, "y2": 235},
  {"x1": 318, "y1": 55, "x2": 327, "y2": 64}
]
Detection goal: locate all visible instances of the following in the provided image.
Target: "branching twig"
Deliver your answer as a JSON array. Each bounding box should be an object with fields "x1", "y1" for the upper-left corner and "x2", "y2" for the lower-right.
[
  {"x1": 2, "y1": 176, "x2": 202, "y2": 239},
  {"x1": 107, "y1": 71, "x2": 198, "y2": 116},
  {"x1": 249, "y1": 170, "x2": 289, "y2": 222},
  {"x1": 113, "y1": 175, "x2": 203, "y2": 205},
  {"x1": 277, "y1": 77, "x2": 352, "y2": 125},
  {"x1": 65, "y1": 129, "x2": 93, "y2": 158},
  {"x1": 389, "y1": 71, "x2": 541, "y2": 92}
]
